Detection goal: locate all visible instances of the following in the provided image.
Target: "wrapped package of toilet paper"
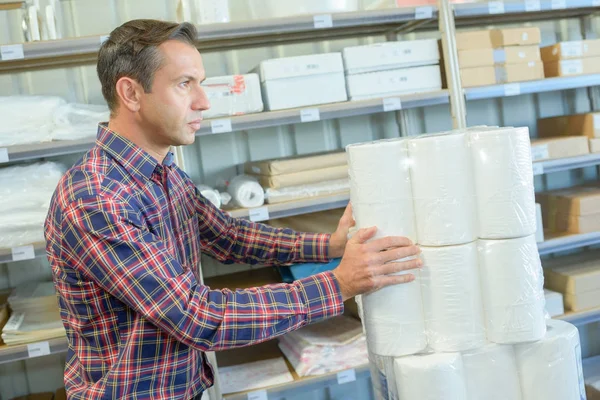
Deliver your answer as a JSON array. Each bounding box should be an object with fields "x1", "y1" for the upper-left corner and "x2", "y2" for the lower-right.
[
  {"x1": 470, "y1": 127, "x2": 537, "y2": 239},
  {"x1": 202, "y1": 74, "x2": 263, "y2": 119},
  {"x1": 197, "y1": 184, "x2": 232, "y2": 209},
  {"x1": 478, "y1": 234, "x2": 546, "y2": 344},
  {"x1": 408, "y1": 132, "x2": 477, "y2": 246},
  {"x1": 420, "y1": 242, "x2": 486, "y2": 352},
  {"x1": 515, "y1": 319, "x2": 586, "y2": 400},
  {"x1": 0, "y1": 96, "x2": 65, "y2": 146},
  {"x1": 226, "y1": 175, "x2": 265, "y2": 209},
  {"x1": 463, "y1": 344, "x2": 523, "y2": 400},
  {"x1": 368, "y1": 351, "x2": 399, "y2": 400},
  {"x1": 394, "y1": 353, "x2": 468, "y2": 400},
  {"x1": 51, "y1": 103, "x2": 109, "y2": 140}
]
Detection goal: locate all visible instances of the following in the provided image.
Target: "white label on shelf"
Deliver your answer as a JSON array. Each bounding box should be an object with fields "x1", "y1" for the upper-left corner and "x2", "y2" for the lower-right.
[
  {"x1": 415, "y1": 6, "x2": 433, "y2": 19},
  {"x1": 551, "y1": 0, "x2": 566, "y2": 9},
  {"x1": 300, "y1": 108, "x2": 320, "y2": 122},
  {"x1": 247, "y1": 390, "x2": 268, "y2": 400},
  {"x1": 100, "y1": 35, "x2": 109, "y2": 44},
  {"x1": 313, "y1": 14, "x2": 333, "y2": 29},
  {"x1": 337, "y1": 369, "x2": 357, "y2": 385},
  {"x1": 561, "y1": 41, "x2": 583, "y2": 57},
  {"x1": 0, "y1": 44, "x2": 24, "y2": 61},
  {"x1": 0, "y1": 148, "x2": 8, "y2": 164},
  {"x1": 531, "y1": 144, "x2": 550, "y2": 161},
  {"x1": 211, "y1": 119, "x2": 232, "y2": 134},
  {"x1": 524, "y1": 0, "x2": 541, "y2": 11},
  {"x1": 562, "y1": 60, "x2": 583, "y2": 75},
  {"x1": 532, "y1": 163, "x2": 544, "y2": 176},
  {"x1": 383, "y1": 97, "x2": 402, "y2": 112},
  {"x1": 488, "y1": 1, "x2": 505, "y2": 14},
  {"x1": 27, "y1": 341, "x2": 51, "y2": 359},
  {"x1": 248, "y1": 206, "x2": 270, "y2": 222},
  {"x1": 504, "y1": 83, "x2": 521, "y2": 97},
  {"x1": 12, "y1": 245, "x2": 35, "y2": 262}
]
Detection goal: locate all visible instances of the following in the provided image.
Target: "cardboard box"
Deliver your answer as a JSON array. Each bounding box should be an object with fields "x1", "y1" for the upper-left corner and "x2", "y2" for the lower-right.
[
  {"x1": 346, "y1": 65, "x2": 442, "y2": 101},
  {"x1": 342, "y1": 39, "x2": 439, "y2": 75},
  {"x1": 493, "y1": 45, "x2": 541, "y2": 64},
  {"x1": 538, "y1": 112, "x2": 600, "y2": 139},
  {"x1": 530, "y1": 136, "x2": 590, "y2": 161},
  {"x1": 256, "y1": 53, "x2": 348, "y2": 111},
  {"x1": 244, "y1": 151, "x2": 346, "y2": 176},
  {"x1": 544, "y1": 289, "x2": 564, "y2": 317},
  {"x1": 544, "y1": 56, "x2": 600, "y2": 77},
  {"x1": 458, "y1": 48, "x2": 495, "y2": 68},
  {"x1": 555, "y1": 211, "x2": 600, "y2": 234},
  {"x1": 54, "y1": 388, "x2": 66, "y2": 400},
  {"x1": 202, "y1": 74, "x2": 264, "y2": 119},
  {"x1": 587, "y1": 383, "x2": 600, "y2": 400},
  {"x1": 591, "y1": 138, "x2": 600, "y2": 153},
  {"x1": 553, "y1": 186, "x2": 600, "y2": 216},
  {"x1": 490, "y1": 27, "x2": 541, "y2": 47},
  {"x1": 460, "y1": 66, "x2": 496, "y2": 87},
  {"x1": 496, "y1": 61, "x2": 544, "y2": 83},
  {"x1": 541, "y1": 39, "x2": 600, "y2": 62},
  {"x1": 456, "y1": 30, "x2": 493, "y2": 51},
  {"x1": 253, "y1": 165, "x2": 348, "y2": 189}
]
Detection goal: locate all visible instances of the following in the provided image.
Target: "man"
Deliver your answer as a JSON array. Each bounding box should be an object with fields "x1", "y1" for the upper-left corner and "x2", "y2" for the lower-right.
[{"x1": 44, "y1": 19, "x2": 421, "y2": 400}]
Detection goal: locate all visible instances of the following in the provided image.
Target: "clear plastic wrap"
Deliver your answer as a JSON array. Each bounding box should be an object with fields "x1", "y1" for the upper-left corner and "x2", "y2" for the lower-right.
[
  {"x1": 196, "y1": 184, "x2": 231, "y2": 209},
  {"x1": 265, "y1": 179, "x2": 349, "y2": 204},
  {"x1": 0, "y1": 96, "x2": 64, "y2": 146},
  {"x1": 202, "y1": 74, "x2": 263, "y2": 119},
  {"x1": 277, "y1": 316, "x2": 367, "y2": 377},
  {"x1": 226, "y1": 175, "x2": 265, "y2": 209},
  {"x1": 515, "y1": 319, "x2": 587, "y2": 400},
  {"x1": 368, "y1": 351, "x2": 399, "y2": 400},
  {"x1": 51, "y1": 103, "x2": 109, "y2": 140}
]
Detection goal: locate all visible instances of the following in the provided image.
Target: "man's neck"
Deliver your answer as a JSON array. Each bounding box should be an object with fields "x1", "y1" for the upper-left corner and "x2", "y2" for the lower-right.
[{"x1": 108, "y1": 118, "x2": 169, "y2": 164}]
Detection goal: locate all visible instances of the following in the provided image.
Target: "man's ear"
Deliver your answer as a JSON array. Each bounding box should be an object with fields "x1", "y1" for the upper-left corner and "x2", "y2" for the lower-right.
[{"x1": 114, "y1": 77, "x2": 143, "y2": 113}]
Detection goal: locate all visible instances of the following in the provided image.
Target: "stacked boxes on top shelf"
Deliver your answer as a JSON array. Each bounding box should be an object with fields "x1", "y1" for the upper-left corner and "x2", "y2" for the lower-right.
[
  {"x1": 456, "y1": 27, "x2": 544, "y2": 87},
  {"x1": 542, "y1": 39, "x2": 600, "y2": 77}
]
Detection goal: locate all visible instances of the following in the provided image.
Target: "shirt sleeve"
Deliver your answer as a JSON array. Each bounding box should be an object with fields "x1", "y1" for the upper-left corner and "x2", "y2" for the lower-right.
[
  {"x1": 60, "y1": 196, "x2": 344, "y2": 351},
  {"x1": 193, "y1": 186, "x2": 332, "y2": 265}
]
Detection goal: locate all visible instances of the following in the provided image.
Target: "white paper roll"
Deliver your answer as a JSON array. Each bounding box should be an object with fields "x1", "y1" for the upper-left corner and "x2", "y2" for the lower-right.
[
  {"x1": 408, "y1": 132, "x2": 477, "y2": 246},
  {"x1": 478, "y1": 235, "x2": 546, "y2": 344},
  {"x1": 515, "y1": 319, "x2": 586, "y2": 400},
  {"x1": 470, "y1": 127, "x2": 536, "y2": 239},
  {"x1": 420, "y1": 242, "x2": 486, "y2": 352},
  {"x1": 347, "y1": 138, "x2": 416, "y2": 242},
  {"x1": 227, "y1": 175, "x2": 265, "y2": 208},
  {"x1": 394, "y1": 352, "x2": 468, "y2": 400},
  {"x1": 463, "y1": 344, "x2": 523, "y2": 400},
  {"x1": 196, "y1": 184, "x2": 222, "y2": 209}
]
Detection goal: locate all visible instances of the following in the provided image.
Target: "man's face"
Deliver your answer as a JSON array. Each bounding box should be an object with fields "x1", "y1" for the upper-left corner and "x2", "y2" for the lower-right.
[{"x1": 138, "y1": 40, "x2": 210, "y2": 148}]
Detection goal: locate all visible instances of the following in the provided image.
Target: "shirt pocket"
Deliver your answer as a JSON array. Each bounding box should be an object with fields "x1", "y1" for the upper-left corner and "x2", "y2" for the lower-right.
[{"x1": 174, "y1": 215, "x2": 200, "y2": 274}]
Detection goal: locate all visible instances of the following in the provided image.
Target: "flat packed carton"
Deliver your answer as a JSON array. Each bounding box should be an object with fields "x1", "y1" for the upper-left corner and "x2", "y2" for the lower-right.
[
  {"x1": 494, "y1": 45, "x2": 541, "y2": 64},
  {"x1": 458, "y1": 48, "x2": 495, "y2": 68},
  {"x1": 496, "y1": 61, "x2": 544, "y2": 83},
  {"x1": 541, "y1": 39, "x2": 600, "y2": 62},
  {"x1": 544, "y1": 57, "x2": 600, "y2": 77},
  {"x1": 530, "y1": 136, "x2": 589, "y2": 161},
  {"x1": 490, "y1": 27, "x2": 541, "y2": 47},
  {"x1": 538, "y1": 112, "x2": 600, "y2": 139},
  {"x1": 460, "y1": 66, "x2": 496, "y2": 87},
  {"x1": 244, "y1": 151, "x2": 346, "y2": 176},
  {"x1": 456, "y1": 30, "x2": 492, "y2": 50},
  {"x1": 591, "y1": 138, "x2": 600, "y2": 153}
]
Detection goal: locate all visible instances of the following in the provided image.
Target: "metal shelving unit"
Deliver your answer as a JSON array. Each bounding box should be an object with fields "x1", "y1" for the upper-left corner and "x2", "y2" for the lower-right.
[
  {"x1": 0, "y1": 243, "x2": 46, "y2": 263},
  {"x1": 0, "y1": 337, "x2": 68, "y2": 365},
  {"x1": 535, "y1": 153, "x2": 600, "y2": 174},
  {"x1": 538, "y1": 231, "x2": 600, "y2": 255},
  {"x1": 557, "y1": 307, "x2": 600, "y2": 326}
]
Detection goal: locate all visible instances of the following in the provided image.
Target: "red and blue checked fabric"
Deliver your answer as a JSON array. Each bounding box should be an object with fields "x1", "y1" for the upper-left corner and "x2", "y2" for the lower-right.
[{"x1": 44, "y1": 124, "x2": 343, "y2": 400}]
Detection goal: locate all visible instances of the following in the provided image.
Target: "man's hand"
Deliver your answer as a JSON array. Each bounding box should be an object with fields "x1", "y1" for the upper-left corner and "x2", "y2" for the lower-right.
[
  {"x1": 332, "y1": 227, "x2": 422, "y2": 301},
  {"x1": 329, "y1": 203, "x2": 355, "y2": 259}
]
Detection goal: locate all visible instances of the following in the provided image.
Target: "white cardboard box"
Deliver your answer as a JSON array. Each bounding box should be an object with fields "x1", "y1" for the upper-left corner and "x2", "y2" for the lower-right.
[
  {"x1": 345, "y1": 65, "x2": 442, "y2": 101},
  {"x1": 256, "y1": 53, "x2": 348, "y2": 111},
  {"x1": 202, "y1": 74, "x2": 263, "y2": 119},
  {"x1": 544, "y1": 289, "x2": 564, "y2": 317},
  {"x1": 342, "y1": 39, "x2": 440, "y2": 75}
]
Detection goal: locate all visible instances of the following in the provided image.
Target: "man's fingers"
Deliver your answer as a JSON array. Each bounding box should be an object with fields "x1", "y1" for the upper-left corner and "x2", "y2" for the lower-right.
[
  {"x1": 352, "y1": 227, "x2": 378, "y2": 244},
  {"x1": 376, "y1": 245, "x2": 421, "y2": 264},
  {"x1": 374, "y1": 257, "x2": 422, "y2": 276},
  {"x1": 366, "y1": 235, "x2": 413, "y2": 252},
  {"x1": 377, "y1": 273, "x2": 416, "y2": 289}
]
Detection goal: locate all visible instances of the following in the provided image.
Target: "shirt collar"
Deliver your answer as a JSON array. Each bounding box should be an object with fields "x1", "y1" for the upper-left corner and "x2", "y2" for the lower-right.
[{"x1": 96, "y1": 123, "x2": 175, "y2": 181}]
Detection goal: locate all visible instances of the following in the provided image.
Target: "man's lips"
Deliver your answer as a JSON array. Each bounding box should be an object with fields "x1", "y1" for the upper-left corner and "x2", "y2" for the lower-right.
[{"x1": 188, "y1": 119, "x2": 202, "y2": 130}]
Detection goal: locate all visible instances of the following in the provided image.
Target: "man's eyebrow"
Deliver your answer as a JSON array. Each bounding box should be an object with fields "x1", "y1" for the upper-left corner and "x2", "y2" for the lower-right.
[{"x1": 174, "y1": 74, "x2": 198, "y2": 82}]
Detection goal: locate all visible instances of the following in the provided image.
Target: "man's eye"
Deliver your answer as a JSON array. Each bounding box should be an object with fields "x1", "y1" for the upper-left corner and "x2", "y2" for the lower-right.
[{"x1": 180, "y1": 81, "x2": 190, "y2": 88}]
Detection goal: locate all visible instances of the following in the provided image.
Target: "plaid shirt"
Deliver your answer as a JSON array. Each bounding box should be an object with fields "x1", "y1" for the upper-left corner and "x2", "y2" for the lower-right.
[{"x1": 44, "y1": 124, "x2": 343, "y2": 400}]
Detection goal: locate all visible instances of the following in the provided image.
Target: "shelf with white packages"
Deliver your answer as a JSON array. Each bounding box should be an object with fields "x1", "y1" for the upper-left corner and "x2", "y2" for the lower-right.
[
  {"x1": 465, "y1": 74, "x2": 600, "y2": 101},
  {"x1": 0, "y1": 337, "x2": 68, "y2": 365},
  {"x1": 538, "y1": 231, "x2": 600, "y2": 255},
  {"x1": 0, "y1": 243, "x2": 46, "y2": 264},
  {"x1": 454, "y1": 0, "x2": 599, "y2": 25},
  {"x1": 223, "y1": 364, "x2": 370, "y2": 400},
  {"x1": 556, "y1": 307, "x2": 600, "y2": 326},
  {"x1": 534, "y1": 153, "x2": 600, "y2": 175},
  {"x1": 0, "y1": 137, "x2": 96, "y2": 165},
  {"x1": 0, "y1": 7, "x2": 438, "y2": 72},
  {"x1": 198, "y1": 91, "x2": 449, "y2": 137}
]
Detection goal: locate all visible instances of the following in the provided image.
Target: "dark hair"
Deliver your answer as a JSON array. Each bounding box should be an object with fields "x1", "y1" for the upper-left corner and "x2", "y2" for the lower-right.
[{"x1": 97, "y1": 19, "x2": 198, "y2": 113}]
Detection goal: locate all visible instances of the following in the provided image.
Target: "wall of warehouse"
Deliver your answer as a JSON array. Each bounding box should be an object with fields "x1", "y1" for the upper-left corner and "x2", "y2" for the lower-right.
[{"x1": 1, "y1": 1, "x2": 600, "y2": 399}]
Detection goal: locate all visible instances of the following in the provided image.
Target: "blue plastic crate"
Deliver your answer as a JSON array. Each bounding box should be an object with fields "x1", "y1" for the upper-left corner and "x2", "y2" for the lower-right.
[{"x1": 278, "y1": 258, "x2": 341, "y2": 283}]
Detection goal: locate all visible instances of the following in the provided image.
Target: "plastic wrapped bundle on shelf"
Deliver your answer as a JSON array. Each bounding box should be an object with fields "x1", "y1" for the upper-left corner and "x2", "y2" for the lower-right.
[
  {"x1": 0, "y1": 96, "x2": 65, "y2": 146},
  {"x1": 515, "y1": 319, "x2": 587, "y2": 400},
  {"x1": 367, "y1": 351, "x2": 399, "y2": 400},
  {"x1": 202, "y1": 74, "x2": 263, "y2": 119},
  {"x1": 225, "y1": 175, "x2": 265, "y2": 208},
  {"x1": 265, "y1": 179, "x2": 350, "y2": 204},
  {"x1": 196, "y1": 184, "x2": 231, "y2": 209},
  {"x1": 51, "y1": 103, "x2": 109, "y2": 141},
  {"x1": 277, "y1": 316, "x2": 368, "y2": 377},
  {"x1": 249, "y1": 0, "x2": 358, "y2": 19}
]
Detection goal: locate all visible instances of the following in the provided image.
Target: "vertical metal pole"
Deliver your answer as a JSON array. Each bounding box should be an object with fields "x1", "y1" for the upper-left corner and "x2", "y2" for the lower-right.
[{"x1": 438, "y1": 0, "x2": 467, "y2": 129}]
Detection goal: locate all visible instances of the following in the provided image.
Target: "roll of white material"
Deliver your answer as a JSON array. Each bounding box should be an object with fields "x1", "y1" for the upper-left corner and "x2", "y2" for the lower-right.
[
  {"x1": 463, "y1": 344, "x2": 523, "y2": 400},
  {"x1": 347, "y1": 139, "x2": 416, "y2": 242},
  {"x1": 470, "y1": 127, "x2": 536, "y2": 239},
  {"x1": 478, "y1": 235, "x2": 546, "y2": 344},
  {"x1": 515, "y1": 319, "x2": 586, "y2": 400},
  {"x1": 420, "y1": 242, "x2": 486, "y2": 352},
  {"x1": 196, "y1": 184, "x2": 222, "y2": 209},
  {"x1": 408, "y1": 132, "x2": 477, "y2": 246},
  {"x1": 227, "y1": 175, "x2": 265, "y2": 208},
  {"x1": 394, "y1": 352, "x2": 468, "y2": 400}
]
